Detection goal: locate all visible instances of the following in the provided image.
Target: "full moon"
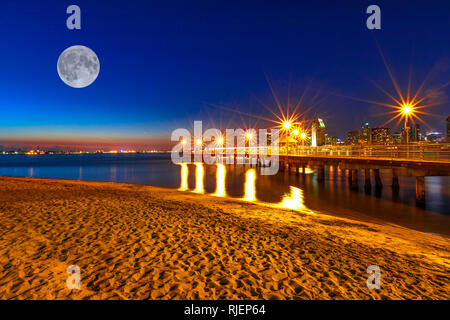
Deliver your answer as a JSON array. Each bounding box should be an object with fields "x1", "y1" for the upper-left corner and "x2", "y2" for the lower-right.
[{"x1": 57, "y1": 45, "x2": 100, "y2": 88}]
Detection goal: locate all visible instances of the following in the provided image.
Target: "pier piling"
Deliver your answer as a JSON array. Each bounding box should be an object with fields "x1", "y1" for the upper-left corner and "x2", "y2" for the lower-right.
[
  {"x1": 392, "y1": 168, "x2": 400, "y2": 190},
  {"x1": 317, "y1": 166, "x2": 325, "y2": 182},
  {"x1": 364, "y1": 169, "x2": 371, "y2": 190},
  {"x1": 374, "y1": 169, "x2": 382, "y2": 188},
  {"x1": 416, "y1": 176, "x2": 425, "y2": 205},
  {"x1": 350, "y1": 169, "x2": 358, "y2": 190}
]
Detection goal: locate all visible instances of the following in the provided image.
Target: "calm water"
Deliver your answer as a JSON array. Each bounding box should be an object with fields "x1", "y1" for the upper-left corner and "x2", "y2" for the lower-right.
[{"x1": 1, "y1": 153, "x2": 449, "y2": 236}]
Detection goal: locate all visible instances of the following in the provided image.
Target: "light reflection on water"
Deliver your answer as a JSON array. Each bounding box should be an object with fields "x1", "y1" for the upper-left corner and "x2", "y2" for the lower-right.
[
  {"x1": 243, "y1": 168, "x2": 256, "y2": 201},
  {"x1": 213, "y1": 163, "x2": 226, "y2": 197},
  {"x1": 194, "y1": 163, "x2": 204, "y2": 194},
  {"x1": 179, "y1": 163, "x2": 188, "y2": 191},
  {"x1": 179, "y1": 163, "x2": 307, "y2": 211},
  {"x1": 279, "y1": 186, "x2": 305, "y2": 210}
]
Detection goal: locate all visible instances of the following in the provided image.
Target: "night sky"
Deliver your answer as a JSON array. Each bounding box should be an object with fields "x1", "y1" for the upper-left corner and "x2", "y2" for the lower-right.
[{"x1": 1, "y1": 0, "x2": 449, "y2": 150}]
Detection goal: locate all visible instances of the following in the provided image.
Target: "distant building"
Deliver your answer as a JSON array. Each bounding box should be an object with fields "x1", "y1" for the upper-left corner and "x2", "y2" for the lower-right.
[
  {"x1": 361, "y1": 122, "x2": 371, "y2": 144},
  {"x1": 311, "y1": 118, "x2": 325, "y2": 146},
  {"x1": 325, "y1": 135, "x2": 338, "y2": 145},
  {"x1": 371, "y1": 127, "x2": 390, "y2": 144},
  {"x1": 425, "y1": 131, "x2": 443, "y2": 142},
  {"x1": 347, "y1": 130, "x2": 360, "y2": 144},
  {"x1": 391, "y1": 132, "x2": 402, "y2": 144}
]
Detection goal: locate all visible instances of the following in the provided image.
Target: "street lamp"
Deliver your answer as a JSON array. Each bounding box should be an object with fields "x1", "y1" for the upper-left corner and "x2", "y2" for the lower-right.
[
  {"x1": 216, "y1": 136, "x2": 224, "y2": 161},
  {"x1": 300, "y1": 132, "x2": 307, "y2": 146},
  {"x1": 282, "y1": 122, "x2": 292, "y2": 156},
  {"x1": 402, "y1": 104, "x2": 413, "y2": 144},
  {"x1": 291, "y1": 129, "x2": 299, "y2": 154},
  {"x1": 283, "y1": 121, "x2": 291, "y2": 130}
]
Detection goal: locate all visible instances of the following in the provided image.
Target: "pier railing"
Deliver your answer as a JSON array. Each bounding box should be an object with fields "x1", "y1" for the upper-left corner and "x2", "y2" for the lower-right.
[
  {"x1": 279, "y1": 143, "x2": 450, "y2": 163},
  {"x1": 210, "y1": 143, "x2": 450, "y2": 163}
]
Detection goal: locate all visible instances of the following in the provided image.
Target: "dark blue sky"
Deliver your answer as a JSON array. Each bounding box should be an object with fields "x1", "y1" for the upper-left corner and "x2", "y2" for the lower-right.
[{"x1": 1, "y1": 0, "x2": 449, "y2": 149}]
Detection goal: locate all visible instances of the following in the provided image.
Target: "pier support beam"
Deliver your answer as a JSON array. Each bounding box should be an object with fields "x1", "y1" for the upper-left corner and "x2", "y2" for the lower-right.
[
  {"x1": 364, "y1": 169, "x2": 371, "y2": 190},
  {"x1": 392, "y1": 168, "x2": 400, "y2": 190},
  {"x1": 350, "y1": 169, "x2": 358, "y2": 190},
  {"x1": 416, "y1": 176, "x2": 425, "y2": 205},
  {"x1": 317, "y1": 166, "x2": 325, "y2": 182},
  {"x1": 374, "y1": 169, "x2": 382, "y2": 189}
]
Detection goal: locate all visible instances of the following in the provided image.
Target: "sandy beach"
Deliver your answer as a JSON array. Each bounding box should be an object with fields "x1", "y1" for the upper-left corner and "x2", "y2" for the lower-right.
[{"x1": 0, "y1": 176, "x2": 448, "y2": 300}]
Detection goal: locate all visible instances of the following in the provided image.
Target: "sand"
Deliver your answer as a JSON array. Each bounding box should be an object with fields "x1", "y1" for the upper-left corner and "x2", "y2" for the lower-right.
[{"x1": 0, "y1": 176, "x2": 448, "y2": 300}]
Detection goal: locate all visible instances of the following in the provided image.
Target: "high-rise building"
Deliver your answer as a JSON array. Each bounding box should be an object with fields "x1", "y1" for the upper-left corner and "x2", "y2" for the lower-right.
[
  {"x1": 371, "y1": 127, "x2": 390, "y2": 144},
  {"x1": 409, "y1": 123, "x2": 421, "y2": 142},
  {"x1": 361, "y1": 122, "x2": 371, "y2": 144},
  {"x1": 347, "y1": 130, "x2": 360, "y2": 144},
  {"x1": 311, "y1": 118, "x2": 325, "y2": 146}
]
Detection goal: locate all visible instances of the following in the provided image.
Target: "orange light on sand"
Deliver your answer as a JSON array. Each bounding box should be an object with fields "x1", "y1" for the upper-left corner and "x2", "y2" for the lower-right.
[
  {"x1": 179, "y1": 163, "x2": 188, "y2": 191},
  {"x1": 279, "y1": 186, "x2": 305, "y2": 210},
  {"x1": 194, "y1": 163, "x2": 204, "y2": 193},
  {"x1": 213, "y1": 163, "x2": 226, "y2": 197},
  {"x1": 243, "y1": 169, "x2": 256, "y2": 201}
]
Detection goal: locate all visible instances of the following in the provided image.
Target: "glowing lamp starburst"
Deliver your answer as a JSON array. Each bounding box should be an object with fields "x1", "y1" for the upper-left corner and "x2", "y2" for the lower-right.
[
  {"x1": 402, "y1": 104, "x2": 412, "y2": 115},
  {"x1": 362, "y1": 48, "x2": 449, "y2": 138}
]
